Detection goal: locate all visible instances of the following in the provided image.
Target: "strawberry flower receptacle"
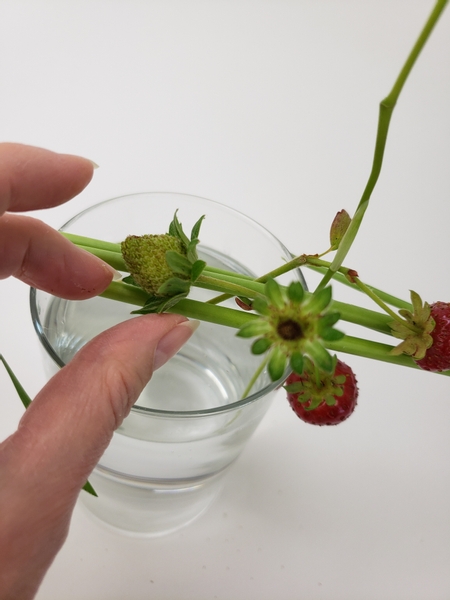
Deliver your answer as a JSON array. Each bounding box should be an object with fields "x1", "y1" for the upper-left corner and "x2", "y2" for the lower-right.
[{"x1": 236, "y1": 278, "x2": 345, "y2": 381}]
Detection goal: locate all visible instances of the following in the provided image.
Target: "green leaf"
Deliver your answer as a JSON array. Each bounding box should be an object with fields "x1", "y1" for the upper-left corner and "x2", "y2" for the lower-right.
[
  {"x1": 191, "y1": 215, "x2": 205, "y2": 240},
  {"x1": 265, "y1": 278, "x2": 285, "y2": 309},
  {"x1": 290, "y1": 351, "x2": 304, "y2": 375},
  {"x1": 131, "y1": 295, "x2": 168, "y2": 314},
  {"x1": 283, "y1": 381, "x2": 305, "y2": 394},
  {"x1": 319, "y1": 328, "x2": 345, "y2": 342},
  {"x1": 287, "y1": 281, "x2": 304, "y2": 303},
  {"x1": 191, "y1": 260, "x2": 206, "y2": 282},
  {"x1": 251, "y1": 338, "x2": 272, "y2": 355},
  {"x1": 0, "y1": 354, "x2": 31, "y2": 408},
  {"x1": 121, "y1": 275, "x2": 141, "y2": 288},
  {"x1": 304, "y1": 286, "x2": 332, "y2": 314},
  {"x1": 237, "y1": 319, "x2": 272, "y2": 338},
  {"x1": 168, "y1": 210, "x2": 190, "y2": 248},
  {"x1": 165, "y1": 250, "x2": 193, "y2": 277},
  {"x1": 82, "y1": 480, "x2": 98, "y2": 497},
  {"x1": 305, "y1": 341, "x2": 334, "y2": 373},
  {"x1": 252, "y1": 296, "x2": 270, "y2": 315},
  {"x1": 187, "y1": 238, "x2": 200, "y2": 263},
  {"x1": 268, "y1": 347, "x2": 287, "y2": 382},
  {"x1": 157, "y1": 277, "x2": 191, "y2": 297},
  {"x1": 318, "y1": 311, "x2": 341, "y2": 329}
]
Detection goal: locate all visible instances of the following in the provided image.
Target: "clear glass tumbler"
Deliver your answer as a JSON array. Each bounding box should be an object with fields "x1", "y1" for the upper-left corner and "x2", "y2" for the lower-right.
[{"x1": 30, "y1": 193, "x2": 304, "y2": 536}]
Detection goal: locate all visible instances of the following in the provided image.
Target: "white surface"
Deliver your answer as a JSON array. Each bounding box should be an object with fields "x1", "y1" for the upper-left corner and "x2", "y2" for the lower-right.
[{"x1": 1, "y1": 1, "x2": 450, "y2": 598}]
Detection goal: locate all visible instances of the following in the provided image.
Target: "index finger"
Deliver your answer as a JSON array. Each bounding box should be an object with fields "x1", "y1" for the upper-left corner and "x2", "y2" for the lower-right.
[{"x1": 0, "y1": 143, "x2": 95, "y2": 216}]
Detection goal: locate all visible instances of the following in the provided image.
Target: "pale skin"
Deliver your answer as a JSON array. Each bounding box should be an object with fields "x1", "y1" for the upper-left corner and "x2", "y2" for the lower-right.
[{"x1": 0, "y1": 144, "x2": 196, "y2": 599}]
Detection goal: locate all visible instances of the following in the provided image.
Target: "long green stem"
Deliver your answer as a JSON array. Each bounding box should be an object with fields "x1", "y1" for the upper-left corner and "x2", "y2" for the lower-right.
[
  {"x1": 352, "y1": 278, "x2": 403, "y2": 323},
  {"x1": 97, "y1": 280, "x2": 450, "y2": 375},
  {"x1": 316, "y1": 0, "x2": 449, "y2": 292},
  {"x1": 195, "y1": 273, "x2": 266, "y2": 298},
  {"x1": 325, "y1": 335, "x2": 450, "y2": 376},
  {"x1": 305, "y1": 264, "x2": 412, "y2": 310},
  {"x1": 63, "y1": 232, "x2": 122, "y2": 253},
  {"x1": 76, "y1": 244, "x2": 128, "y2": 271}
]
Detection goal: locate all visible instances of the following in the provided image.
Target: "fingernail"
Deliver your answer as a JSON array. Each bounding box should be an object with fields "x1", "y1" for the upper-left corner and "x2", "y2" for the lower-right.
[
  {"x1": 89, "y1": 160, "x2": 100, "y2": 169},
  {"x1": 101, "y1": 263, "x2": 122, "y2": 281},
  {"x1": 153, "y1": 320, "x2": 200, "y2": 370}
]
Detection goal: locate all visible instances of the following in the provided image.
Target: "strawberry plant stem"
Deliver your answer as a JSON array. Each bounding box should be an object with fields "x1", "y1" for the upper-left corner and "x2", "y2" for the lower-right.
[
  {"x1": 241, "y1": 355, "x2": 270, "y2": 399},
  {"x1": 315, "y1": 0, "x2": 449, "y2": 292},
  {"x1": 305, "y1": 264, "x2": 412, "y2": 311}
]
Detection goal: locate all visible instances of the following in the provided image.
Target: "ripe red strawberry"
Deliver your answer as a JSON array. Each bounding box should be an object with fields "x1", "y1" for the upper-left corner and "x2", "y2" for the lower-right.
[
  {"x1": 415, "y1": 301, "x2": 450, "y2": 372},
  {"x1": 284, "y1": 359, "x2": 358, "y2": 426}
]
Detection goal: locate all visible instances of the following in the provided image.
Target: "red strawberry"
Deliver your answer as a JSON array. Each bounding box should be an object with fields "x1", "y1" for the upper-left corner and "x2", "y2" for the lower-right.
[
  {"x1": 284, "y1": 359, "x2": 358, "y2": 426},
  {"x1": 416, "y1": 301, "x2": 450, "y2": 372}
]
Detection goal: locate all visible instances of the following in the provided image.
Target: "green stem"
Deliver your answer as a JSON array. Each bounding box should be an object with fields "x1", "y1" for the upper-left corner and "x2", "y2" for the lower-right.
[
  {"x1": 241, "y1": 355, "x2": 270, "y2": 399},
  {"x1": 196, "y1": 273, "x2": 266, "y2": 298},
  {"x1": 305, "y1": 264, "x2": 412, "y2": 310},
  {"x1": 62, "y1": 232, "x2": 122, "y2": 254},
  {"x1": 325, "y1": 335, "x2": 450, "y2": 376},
  {"x1": 100, "y1": 280, "x2": 150, "y2": 305},
  {"x1": 316, "y1": 0, "x2": 449, "y2": 292},
  {"x1": 352, "y1": 278, "x2": 403, "y2": 323},
  {"x1": 206, "y1": 255, "x2": 307, "y2": 304},
  {"x1": 76, "y1": 244, "x2": 128, "y2": 271},
  {"x1": 100, "y1": 277, "x2": 395, "y2": 337},
  {"x1": 331, "y1": 300, "x2": 392, "y2": 336}
]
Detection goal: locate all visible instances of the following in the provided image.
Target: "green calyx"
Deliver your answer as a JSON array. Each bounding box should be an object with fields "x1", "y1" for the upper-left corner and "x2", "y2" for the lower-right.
[
  {"x1": 121, "y1": 211, "x2": 206, "y2": 309},
  {"x1": 237, "y1": 278, "x2": 344, "y2": 381},
  {"x1": 284, "y1": 357, "x2": 346, "y2": 411},
  {"x1": 390, "y1": 291, "x2": 435, "y2": 359}
]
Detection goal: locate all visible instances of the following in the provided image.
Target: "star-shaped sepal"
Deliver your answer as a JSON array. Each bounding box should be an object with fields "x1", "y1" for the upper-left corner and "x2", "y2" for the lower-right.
[
  {"x1": 237, "y1": 278, "x2": 344, "y2": 382},
  {"x1": 390, "y1": 291, "x2": 435, "y2": 359}
]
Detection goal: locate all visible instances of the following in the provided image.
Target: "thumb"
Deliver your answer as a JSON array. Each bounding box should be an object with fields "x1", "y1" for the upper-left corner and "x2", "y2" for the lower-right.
[
  {"x1": 0, "y1": 314, "x2": 196, "y2": 599},
  {"x1": 8, "y1": 314, "x2": 197, "y2": 495}
]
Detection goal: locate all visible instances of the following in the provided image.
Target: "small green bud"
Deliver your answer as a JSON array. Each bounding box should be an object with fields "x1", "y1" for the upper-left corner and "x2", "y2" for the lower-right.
[
  {"x1": 121, "y1": 234, "x2": 188, "y2": 295},
  {"x1": 330, "y1": 209, "x2": 351, "y2": 251}
]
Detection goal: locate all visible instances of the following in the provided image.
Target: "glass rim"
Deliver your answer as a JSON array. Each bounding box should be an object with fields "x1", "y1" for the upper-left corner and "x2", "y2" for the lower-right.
[{"x1": 29, "y1": 192, "x2": 306, "y2": 418}]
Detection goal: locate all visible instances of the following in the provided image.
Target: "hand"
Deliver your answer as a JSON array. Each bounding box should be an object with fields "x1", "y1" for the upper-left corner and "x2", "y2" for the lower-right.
[{"x1": 0, "y1": 144, "x2": 196, "y2": 600}]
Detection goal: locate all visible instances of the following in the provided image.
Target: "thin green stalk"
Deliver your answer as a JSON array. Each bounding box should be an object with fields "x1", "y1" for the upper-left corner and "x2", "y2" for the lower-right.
[
  {"x1": 316, "y1": 0, "x2": 449, "y2": 292},
  {"x1": 196, "y1": 273, "x2": 266, "y2": 298},
  {"x1": 352, "y1": 278, "x2": 404, "y2": 323},
  {"x1": 305, "y1": 264, "x2": 412, "y2": 310},
  {"x1": 325, "y1": 335, "x2": 450, "y2": 376},
  {"x1": 241, "y1": 355, "x2": 270, "y2": 399},
  {"x1": 207, "y1": 255, "x2": 307, "y2": 304}
]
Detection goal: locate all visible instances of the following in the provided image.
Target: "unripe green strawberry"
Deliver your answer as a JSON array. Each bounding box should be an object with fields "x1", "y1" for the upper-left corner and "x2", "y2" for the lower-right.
[{"x1": 121, "y1": 234, "x2": 187, "y2": 295}]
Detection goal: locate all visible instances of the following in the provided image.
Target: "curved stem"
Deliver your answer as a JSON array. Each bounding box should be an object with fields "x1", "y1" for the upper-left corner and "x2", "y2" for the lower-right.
[{"x1": 316, "y1": 0, "x2": 449, "y2": 291}]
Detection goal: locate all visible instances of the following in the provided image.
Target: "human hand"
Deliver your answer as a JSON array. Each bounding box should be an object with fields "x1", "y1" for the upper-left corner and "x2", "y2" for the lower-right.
[{"x1": 0, "y1": 144, "x2": 196, "y2": 599}]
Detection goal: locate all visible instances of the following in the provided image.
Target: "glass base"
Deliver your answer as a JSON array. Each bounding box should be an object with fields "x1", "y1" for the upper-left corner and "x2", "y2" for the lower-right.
[{"x1": 79, "y1": 466, "x2": 225, "y2": 537}]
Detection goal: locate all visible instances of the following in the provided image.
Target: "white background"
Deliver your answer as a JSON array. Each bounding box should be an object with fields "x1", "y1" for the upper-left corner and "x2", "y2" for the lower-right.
[{"x1": 1, "y1": 1, "x2": 450, "y2": 599}]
